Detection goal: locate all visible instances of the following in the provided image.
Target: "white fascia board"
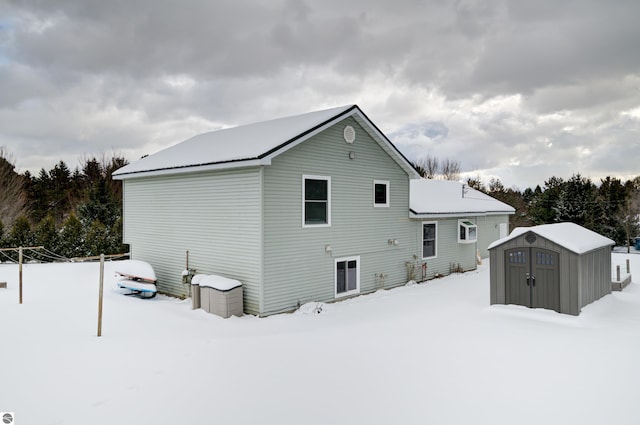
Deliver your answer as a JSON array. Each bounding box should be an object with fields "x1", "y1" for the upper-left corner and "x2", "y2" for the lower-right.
[
  {"x1": 410, "y1": 211, "x2": 489, "y2": 219},
  {"x1": 409, "y1": 210, "x2": 514, "y2": 219},
  {"x1": 486, "y1": 210, "x2": 516, "y2": 216},
  {"x1": 112, "y1": 158, "x2": 270, "y2": 180}
]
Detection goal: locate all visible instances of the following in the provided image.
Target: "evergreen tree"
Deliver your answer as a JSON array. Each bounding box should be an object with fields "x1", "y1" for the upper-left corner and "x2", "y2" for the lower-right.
[
  {"x1": 28, "y1": 168, "x2": 53, "y2": 223},
  {"x1": 108, "y1": 216, "x2": 128, "y2": 255},
  {"x1": 59, "y1": 213, "x2": 85, "y2": 258},
  {"x1": 597, "y1": 177, "x2": 627, "y2": 243},
  {"x1": 529, "y1": 177, "x2": 564, "y2": 224},
  {"x1": 34, "y1": 215, "x2": 60, "y2": 254},
  {"x1": 48, "y1": 161, "x2": 72, "y2": 223},
  {"x1": 77, "y1": 178, "x2": 120, "y2": 228},
  {"x1": 8, "y1": 215, "x2": 34, "y2": 247},
  {"x1": 84, "y1": 220, "x2": 109, "y2": 256}
]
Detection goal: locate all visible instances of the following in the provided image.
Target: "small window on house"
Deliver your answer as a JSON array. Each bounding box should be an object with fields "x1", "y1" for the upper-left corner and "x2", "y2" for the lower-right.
[
  {"x1": 373, "y1": 180, "x2": 389, "y2": 207},
  {"x1": 458, "y1": 220, "x2": 477, "y2": 243},
  {"x1": 422, "y1": 222, "x2": 437, "y2": 259},
  {"x1": 335, "y1": 256, "x2": 359, "y2": 297},
  {"x1": 303, "y1": 175, "x2": 331, "y2": 227}
]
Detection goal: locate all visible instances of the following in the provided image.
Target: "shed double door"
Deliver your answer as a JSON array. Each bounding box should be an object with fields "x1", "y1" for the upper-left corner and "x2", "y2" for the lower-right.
[{"x1": 505, "y1": 247, "x2": 560, "y2": 312}]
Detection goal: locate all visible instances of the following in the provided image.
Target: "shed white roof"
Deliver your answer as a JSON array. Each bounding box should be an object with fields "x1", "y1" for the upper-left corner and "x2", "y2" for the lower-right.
[
  {"x1": 410, "y1": 179, "x2": 515, "y2": 218},
  {"x1": 113, "y1": 105, "x2": 419, "y2": 179},
  {"x1": 488, "y1": 222, "x2": 615, "y2": 254}
]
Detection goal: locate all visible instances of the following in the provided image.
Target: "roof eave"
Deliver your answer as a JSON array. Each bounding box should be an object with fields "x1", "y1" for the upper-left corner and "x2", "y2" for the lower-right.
[
  {"x1": 112, "y1": 158, "x2": 270, "y2": 180},
  {"x1": 409, "y1": 209, "x2": 514, "y2": 219}
]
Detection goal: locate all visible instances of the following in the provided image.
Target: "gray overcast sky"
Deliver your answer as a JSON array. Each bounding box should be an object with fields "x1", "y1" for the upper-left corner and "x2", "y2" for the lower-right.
[{"x1": 1, "y1": 0, "x2": 639, "y2": 189}]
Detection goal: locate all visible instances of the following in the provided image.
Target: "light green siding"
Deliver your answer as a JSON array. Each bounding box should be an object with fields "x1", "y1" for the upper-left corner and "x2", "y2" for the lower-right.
[
  {"x1": 262, "y1": 117, "x2": 415, "y2": 315},
  {"x1": 122, "y1": 168, "x2": 263, "y2": 314},
  {"x1": 415, "y1": 218, "x2": 477, "y2": 279},
  {"x1": 476, "y1": 215, "x2": 510, "y2": 258}
]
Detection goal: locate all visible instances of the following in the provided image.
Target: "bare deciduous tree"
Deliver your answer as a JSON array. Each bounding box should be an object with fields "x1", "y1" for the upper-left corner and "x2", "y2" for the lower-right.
[
  {"x1": 440, "y1": 158, "x2": 461, "y2": 181},
  {"x1": 0, "y1": 147, "x2": 28, "y2": 228},
  {"x1": 414, "y1": 155, "x2": 439, "y2": 179}
]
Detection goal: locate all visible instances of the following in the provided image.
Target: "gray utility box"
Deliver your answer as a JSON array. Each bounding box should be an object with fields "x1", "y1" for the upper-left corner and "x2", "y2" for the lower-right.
[
  {"x1": 201, "y1": 286, "x2": 243, "y2": 318},
  {"x1": 197, "y1": 275, "x2": 243, "y2": 318},
  {"x1": 191, "y1": 282, "x2": 201, "y2": 309}
]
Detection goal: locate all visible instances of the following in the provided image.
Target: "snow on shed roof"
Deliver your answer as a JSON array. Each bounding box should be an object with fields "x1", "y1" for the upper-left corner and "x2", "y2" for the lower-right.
[
  {"x1": 410, "y1": 179, "x2": 515, "y2": 218},
  {"x1": 113, "y1": 105, "x2": 419, "y2": 179},
  {"x1": 488, "y1": 222, "x2": 615, "y2": 254}
]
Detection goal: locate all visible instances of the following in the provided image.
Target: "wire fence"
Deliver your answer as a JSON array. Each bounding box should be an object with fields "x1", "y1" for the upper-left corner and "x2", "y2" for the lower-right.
[{"x1": 0, "y1": 246, "x2": 129, "y2": 264}]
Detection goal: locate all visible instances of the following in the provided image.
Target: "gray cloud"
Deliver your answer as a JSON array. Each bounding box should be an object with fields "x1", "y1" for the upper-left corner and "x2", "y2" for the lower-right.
[{"x1": 0, "y1": 0, "x2": 638, "y2": 189}]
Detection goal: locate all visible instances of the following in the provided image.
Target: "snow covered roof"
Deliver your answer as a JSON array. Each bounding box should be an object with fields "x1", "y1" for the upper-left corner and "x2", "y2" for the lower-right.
[
  {"x1": 488, "y1": 222, "x2": 615, "y2": 254},
  {"x1": 409, "y1": 179, "x2": 515, "y2": 218},
  {"x1": 113, "y1": 105, "x2": 419, "y2": 179}
]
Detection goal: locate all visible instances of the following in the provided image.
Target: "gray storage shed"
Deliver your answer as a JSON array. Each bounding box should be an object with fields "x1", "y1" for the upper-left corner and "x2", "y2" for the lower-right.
[{"x1": 489, "y1": 223, "x2": 614, "y2": 315}]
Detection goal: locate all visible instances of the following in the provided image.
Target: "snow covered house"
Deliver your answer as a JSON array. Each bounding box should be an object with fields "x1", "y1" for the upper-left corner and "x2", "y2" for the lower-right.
[
  {"x1": 488, "y1": 223, "x2": 615, "y2": 315},
  {"x1": 113, "y1": 105, "x2": 513, "y2": 316},
  {"x1": 410, "y1": 179, "x2": 515, "y2": 279}
]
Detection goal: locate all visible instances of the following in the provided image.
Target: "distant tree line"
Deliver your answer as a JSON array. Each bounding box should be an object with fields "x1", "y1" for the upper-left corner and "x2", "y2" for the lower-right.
[
  {"x1": 466, "y1": 174, "x2": 640, "y2": 249},
  {"x1": 412, "y1": 155, "x2": 640, "y2": 248},
  {"x1": 0, "y1": 148, "x2": 128, "y2": 260}
]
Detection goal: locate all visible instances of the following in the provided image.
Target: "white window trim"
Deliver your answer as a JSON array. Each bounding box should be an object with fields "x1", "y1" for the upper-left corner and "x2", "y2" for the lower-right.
[
  {"x1": 373, "y1": 180, "x2": 390, "y2": 208},
  {"x1": 302, "y1": 175, "x2": 331, "y2": 228},
  {"x1": 458, "y1": 219, "x2": 477, "y2": 244},
  {"x1": 334, "y1": 256, "x2": 360, "y2": 298},
  {"x1": 422, "y1": 221, "x2": 438, "y2": 260}
]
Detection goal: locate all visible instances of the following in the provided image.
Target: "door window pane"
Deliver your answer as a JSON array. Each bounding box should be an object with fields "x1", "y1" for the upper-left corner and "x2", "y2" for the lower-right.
[
  {"x1": 423, "y1": 223, "x2": 436, "y2": 258},
  {"x1": 509, "y1": 251, "x2": 526, "y2": 264},
  {"x1": 336, "y1": 261, "x2": 346, "y2": 294},
  {"x1": 347, "y1": 260, "x2": 357, "y2": 291},
  {"x1": 336, "y1": 258, "x2": 359, "y2": 295}
]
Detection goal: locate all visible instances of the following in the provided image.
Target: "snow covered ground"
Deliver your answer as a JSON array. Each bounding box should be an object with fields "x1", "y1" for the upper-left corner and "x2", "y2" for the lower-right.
[{"x1": 1, "y1": 253, "x2": 640, "y2": 425}]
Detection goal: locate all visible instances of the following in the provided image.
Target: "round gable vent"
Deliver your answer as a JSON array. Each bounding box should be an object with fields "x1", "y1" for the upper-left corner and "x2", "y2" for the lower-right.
[
  {"x1": 343, "y1": 125, "x2": 356, "y2": 144},
  {"x1": 525, "y1": 232, "x2": 537, "y2": 244}
]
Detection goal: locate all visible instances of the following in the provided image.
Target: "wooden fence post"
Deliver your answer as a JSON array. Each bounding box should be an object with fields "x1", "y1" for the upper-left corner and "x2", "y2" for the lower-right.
[
  {"x1": 97, "y1": 254, "x2": 105, "y2": 337},
  {"x1": 18, "y1": 246, "x2": 23, "y2": 304},
  {"x1": 627, "y1": 259, "x2": 630, "y2": 274}
]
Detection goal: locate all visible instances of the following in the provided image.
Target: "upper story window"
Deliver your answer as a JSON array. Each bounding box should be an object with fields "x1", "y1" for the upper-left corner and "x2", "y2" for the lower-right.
[
  {"x1": 373, "y1": 180, "x2": 389, "y2": 207},
  {"x1": 303, "y1": 175, "x2": 331, "y2": 227},
  {"x1": 458, "y1": 220, "x2": 477, "y2": 243},
  {"x1": 422, "y1": 222, "x2": 437, "y2": 259}
]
